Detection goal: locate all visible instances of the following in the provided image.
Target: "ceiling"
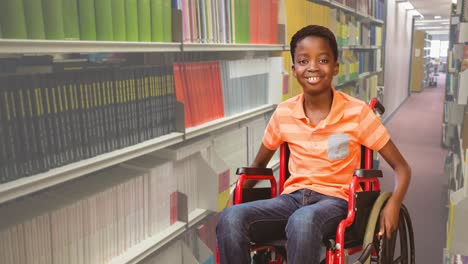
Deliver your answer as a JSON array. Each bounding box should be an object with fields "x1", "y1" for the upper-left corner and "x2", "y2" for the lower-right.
[
  {"x1": 409, "y1": 0, "x2": 453, "y2": 19},
  {"x1": 404, "y1": 0, "x2": 455, "y2": 35}
]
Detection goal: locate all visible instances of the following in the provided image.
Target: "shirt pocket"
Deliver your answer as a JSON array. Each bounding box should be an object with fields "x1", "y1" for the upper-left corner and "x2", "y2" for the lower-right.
[{"x1": 328, "y1": 133, "x2": 349, "y2": 160}]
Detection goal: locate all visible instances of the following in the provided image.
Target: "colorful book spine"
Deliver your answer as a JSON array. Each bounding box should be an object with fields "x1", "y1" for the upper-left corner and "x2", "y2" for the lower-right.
[
  {"x1": 42, "y1": 0, "x2": 65, "y2": 39},
  {"x1": 162, "y1": 0, "x2": 172, "y2": 42},
  {"x1": 112, "y1": 0, "x2": 127, "y2": 41},
  {"x1": 150, "y1": 0, "x2": 164, "y2": 42},
  {"x1": 0, "y1": 0, "x2": 28, "y2": 39},
  {"x1": 138, "y1": 0, "x2": 152, "y2": 42},
  {"x1": 63, "y1": 0, "x2": 81, "y2": 40},
  {"x1": 23, "y1": 0, "x2": 46, "y2": 39},
  {"x1": 78, "y1": 0, "x2": 97, "y2": 40},
  {"x1": 95, "y1": 0, "x2": 114, "y2": 40},
  {"x1": 125, "y1": 0, "x2": 139, "y2": 41}
]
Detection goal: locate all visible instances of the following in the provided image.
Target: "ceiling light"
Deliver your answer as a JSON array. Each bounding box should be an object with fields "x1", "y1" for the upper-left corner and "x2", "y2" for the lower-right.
[{"x1": 434, "y1": 16, "x2": 442, "y2": 19}]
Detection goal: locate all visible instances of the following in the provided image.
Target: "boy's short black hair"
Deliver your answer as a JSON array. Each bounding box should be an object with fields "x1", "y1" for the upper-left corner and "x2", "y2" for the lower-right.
[{"x1": 290, "y1": 25, "x2": 338, "y2": 63}]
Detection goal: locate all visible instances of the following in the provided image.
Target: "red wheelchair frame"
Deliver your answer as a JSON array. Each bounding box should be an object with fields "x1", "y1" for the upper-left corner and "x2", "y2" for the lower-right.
[{"x1": 219, "y1": 99, "x2": 414, "y2": 264}]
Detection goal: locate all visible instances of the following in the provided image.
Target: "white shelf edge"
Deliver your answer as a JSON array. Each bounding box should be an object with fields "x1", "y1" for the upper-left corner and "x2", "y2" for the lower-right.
[
  {"x1": 340, "y1": 45, "x2": 381, "y2": 50},
  {"x1": 188, "y1": 208, "x2": 212, "y2": 228},
  {"x1": 109, "y1": 221, "x2": 187, "y2": 264},
  {"x1": 330, "y1": 0, "x2": 356, "y2": 13},
  {"x1": 0, "y1": 132, "x2": 184, "y2": 204},
  {"x1": 185, "y1": 104, "x2": 276, "y2": 140},
  {"x1": 0, "y1": 39, "x2": 182, "y2": 54},
  {"x1": 182, "y1": 43, "x2": 285, "y2": 52}
]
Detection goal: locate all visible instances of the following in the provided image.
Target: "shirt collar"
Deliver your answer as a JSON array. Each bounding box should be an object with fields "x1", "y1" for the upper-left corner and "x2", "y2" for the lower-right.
[{"x1": 291, "y1": 86, "x2": 345, "y2": 127}]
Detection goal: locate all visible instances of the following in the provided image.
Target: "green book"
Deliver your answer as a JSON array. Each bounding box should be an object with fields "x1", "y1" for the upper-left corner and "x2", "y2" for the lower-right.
[
  {"x1": 112, "y1": 0, "x2": 127, "y2": 41},
  {"x1": 125, "y1": 0, "x2": 139, "y2": 41},
  {"x1": 23, "y1": 0, "x2": 46, "y2": 39},
  {"x1": 42, "y1": 0, "x2": 65, "y2": 39},
  {"x1": 241, "y1": 0, "x2": 250, "y2": 43},
  {"x1": 162, "y1": 0, "x2": 172, "y2": 42},
  {"x1": 138, "y1": 0, "x2": 151, "y2": 42},
  {"x1": 150, "y1": 0, "x2": 163, "y2": 42},
  {"x1": 95, "y1": 0, "x2": 114, "y2": 40},
  {"x1": 63, "y1": 0, "x2": 80, "y2": 40},
  {"x1": 0, "y1": 0, "x2": 28, "y2": 39},
  {"x1": 78, "y1": 0, "x2": 97, "y2": 40}
]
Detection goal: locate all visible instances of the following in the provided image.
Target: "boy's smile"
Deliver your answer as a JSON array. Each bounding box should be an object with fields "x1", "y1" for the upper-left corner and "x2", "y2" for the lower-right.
[{"x1": 292, "y1": 36, "x2": 339, "y2": 95}]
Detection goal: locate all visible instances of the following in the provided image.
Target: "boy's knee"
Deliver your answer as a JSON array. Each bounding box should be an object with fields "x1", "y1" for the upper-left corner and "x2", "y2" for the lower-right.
[{"x1": 217, "y1": 206, "x2": 244, "y2": 232}]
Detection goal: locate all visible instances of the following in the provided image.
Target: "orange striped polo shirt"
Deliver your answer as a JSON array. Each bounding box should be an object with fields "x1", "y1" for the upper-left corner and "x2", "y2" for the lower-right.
[{"x1": 263, "y1": 88, "x2": 390, "y2": 200}]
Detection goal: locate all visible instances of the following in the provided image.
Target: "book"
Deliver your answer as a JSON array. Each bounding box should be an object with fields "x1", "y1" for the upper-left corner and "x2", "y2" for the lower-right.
[
  {"x1": 0, "y1": 0, "x2": 28, "y2": 39},
  {"x1": 78, "y1": 0, "x2": 97, "y2": 40},
  {"x1": 95, "y1": 0, "x2": 114, "y2": 40},
  {"x1": 112, "y1": 0, "x2": 127, "y2": 41},
  {"x1": 23, "y1": 0, "x2": 46, "y2": 39},
  {"x1": 125, "y1": 0, "x2": 140, "y2": 41},
  {"x1": 62, "y1": 0, "x2": 80, "y2": 40},
  {"x1": 138, "y1": 0, "x2": 152, "y2": 42},
  {"x1": 162, "y1": 0, "x2": 173, "y2": 42},
  {"x1": 150, "y1": 0, "x2": 164, "y2": 42},
  {"x1": 42, "y1": 0, "x2": 66, "y2": 40}
]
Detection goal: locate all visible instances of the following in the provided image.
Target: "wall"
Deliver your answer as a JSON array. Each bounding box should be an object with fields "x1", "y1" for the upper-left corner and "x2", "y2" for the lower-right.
[{"x1": 383, "y1": 0, "x2": 415, "y2": 119}]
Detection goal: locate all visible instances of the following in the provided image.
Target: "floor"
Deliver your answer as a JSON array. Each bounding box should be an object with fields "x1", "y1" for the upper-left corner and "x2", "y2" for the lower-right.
[{"x1": 378, "y1": 73, "x2": 449, "y2": 263}]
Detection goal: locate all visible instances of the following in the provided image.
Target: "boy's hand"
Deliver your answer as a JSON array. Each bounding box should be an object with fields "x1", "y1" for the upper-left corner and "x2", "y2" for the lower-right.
[{"x1": 378, "y1": 199, "x2": 401, "y2": 240}]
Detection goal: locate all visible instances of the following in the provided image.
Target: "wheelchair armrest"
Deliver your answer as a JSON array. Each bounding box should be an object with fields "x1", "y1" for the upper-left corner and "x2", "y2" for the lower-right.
[
  {"x1": 353, "y1": 169, "x2": 382, "y2": 178},
  {"x1": 235, "y1": 167, "x2": 277, "y2": 204},
  {"x1": 236, "y1": 167, "x2": 274, "y2": 176}
]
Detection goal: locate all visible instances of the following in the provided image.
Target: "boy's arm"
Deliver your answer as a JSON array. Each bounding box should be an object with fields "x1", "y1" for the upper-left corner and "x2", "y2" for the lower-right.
[
  {"x1": 377, "y1": 139, "x2": 412, "y2": 239},
  {"x1": 243, "y1": 143, "x2": 277, "y2": 189}
]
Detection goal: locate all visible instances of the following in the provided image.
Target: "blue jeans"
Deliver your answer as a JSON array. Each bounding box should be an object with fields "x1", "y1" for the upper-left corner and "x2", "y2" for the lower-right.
[{"x1": 216, "y1": 189, "x2": 348, "y2": 264}]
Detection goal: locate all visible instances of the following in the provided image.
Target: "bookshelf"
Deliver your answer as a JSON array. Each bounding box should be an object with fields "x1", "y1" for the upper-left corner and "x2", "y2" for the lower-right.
[
  {"x1": 0, "y1": 1, "x2": 287, "y2": 263},
  {"x1": 444, "y1": 0, "x2": 468, "y2": 262}
]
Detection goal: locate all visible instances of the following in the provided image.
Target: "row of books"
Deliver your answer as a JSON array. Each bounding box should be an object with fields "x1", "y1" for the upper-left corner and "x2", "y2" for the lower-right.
[
  {"x1": 0, "y1": 0, "x2": 172, "y2": 42},
  {"x1": 356, "y1": 0, "x2": 385, "y2": 20},
  {"x1": 174, "y1": 57, "x2": 280, "y2": 128},
  {"x1": 178, "y1": 0, "x2": 279, "y2": 44},
  {"x1": 0, "y1": 66, "x2": 177, "y2": 183},
  {"x1": 358, "y1": 49, "x2": 381, "y2": 74},
  {"x1": 330, "y1": 9, "x2": 383, "y2": 47},
  {"x1": 0, "y1": 144, "x2": 228, "y2": 264},
  {"x1": 332, "y1": 0, "x2": 384, "y2": 20}
]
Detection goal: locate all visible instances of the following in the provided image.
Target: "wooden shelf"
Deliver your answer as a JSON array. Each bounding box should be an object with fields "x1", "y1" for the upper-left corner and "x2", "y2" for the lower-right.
[{"x1": 0, "y1": 132, "x2": 184, "y2": 204}]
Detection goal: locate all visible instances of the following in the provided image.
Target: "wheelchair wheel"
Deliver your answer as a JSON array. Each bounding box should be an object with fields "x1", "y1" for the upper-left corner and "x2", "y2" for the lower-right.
[{"x1": 361, "y1": 192, "x2": 415, "y2": 264}]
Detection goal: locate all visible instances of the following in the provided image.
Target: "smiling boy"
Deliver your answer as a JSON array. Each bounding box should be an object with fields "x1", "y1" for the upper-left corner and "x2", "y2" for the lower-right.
[{"x1": 216, "y1": 25, "x2": 411, "y2": 264}]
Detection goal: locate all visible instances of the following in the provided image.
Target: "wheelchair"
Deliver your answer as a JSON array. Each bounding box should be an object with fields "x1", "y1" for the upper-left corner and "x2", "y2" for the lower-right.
[{"x1": 228, "y1": 99, "x2": 415, "y2": 264}]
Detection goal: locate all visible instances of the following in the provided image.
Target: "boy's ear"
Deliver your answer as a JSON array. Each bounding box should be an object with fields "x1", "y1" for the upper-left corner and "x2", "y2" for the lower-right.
[
  {"x1": 333, "y1": 63, "x2": 339, "y2": 76},
  {"x1": 291, "y1": 64, "x2": 297, "y2": 77}
]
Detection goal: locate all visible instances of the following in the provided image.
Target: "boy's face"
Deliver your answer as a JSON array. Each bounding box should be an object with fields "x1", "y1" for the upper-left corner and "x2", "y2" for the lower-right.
[{"x1": 292, "y1": 36, "x2": 339, "y2": 95}]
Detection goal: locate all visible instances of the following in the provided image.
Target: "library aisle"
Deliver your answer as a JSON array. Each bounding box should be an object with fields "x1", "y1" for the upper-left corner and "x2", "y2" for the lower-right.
[{"x1": 379, "y1": 73, "x2": 448, "y2": 263}]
